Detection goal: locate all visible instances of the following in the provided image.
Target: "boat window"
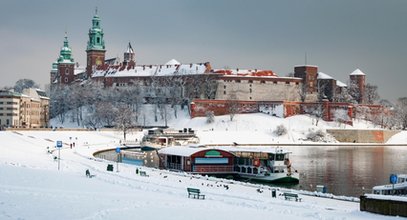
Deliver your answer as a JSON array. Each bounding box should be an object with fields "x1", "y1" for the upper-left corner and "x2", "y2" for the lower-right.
[{"x1": 276, "y1": 154, "x2": 285, "y2": 161}]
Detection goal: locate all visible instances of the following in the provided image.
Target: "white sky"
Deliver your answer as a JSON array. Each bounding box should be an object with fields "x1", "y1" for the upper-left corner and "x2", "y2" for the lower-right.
[{"x1": 0, "y1": 0, "x2": 406, "y2": 101}]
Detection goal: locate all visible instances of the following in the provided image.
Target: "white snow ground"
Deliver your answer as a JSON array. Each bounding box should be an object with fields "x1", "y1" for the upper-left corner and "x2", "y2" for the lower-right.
[{"x1": 0, "y1": 115, "x2": 404, "y2": 219}]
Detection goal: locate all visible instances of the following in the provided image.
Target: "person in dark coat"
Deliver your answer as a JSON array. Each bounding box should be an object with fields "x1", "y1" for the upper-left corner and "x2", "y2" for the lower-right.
[{"x1": 86, "y1": 169, "x2": 90, "y2": 177}]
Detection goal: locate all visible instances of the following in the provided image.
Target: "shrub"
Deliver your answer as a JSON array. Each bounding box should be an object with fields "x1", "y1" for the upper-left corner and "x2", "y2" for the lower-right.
[
  {"x1": 206, "y1": 111, "x2": 215, "y2": 124},
  {"x1": 274, "y1": 124, "x2": 287, "y2": 136},
  {"x1": 306, "y1": 129, "x2": 326, "y2": 142}
]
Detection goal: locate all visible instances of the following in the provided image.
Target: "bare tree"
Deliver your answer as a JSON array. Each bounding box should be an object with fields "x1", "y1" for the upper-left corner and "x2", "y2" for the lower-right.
[
  {"x1": 206, "y1": 111, "x2": 215, "y2": 124},
  {"x1": 333, "y1": 88, "x2": 354, "y2": 103},
  {"x1": 364, "y1": 83, "x2": 380, "y2": 104},
  {"x1": 226, "y1": 93, "x2": 239, "y2": 121},
  {"x1": 298, "y1": 82, "x2": 307, "y2": 102},
  {"x1": 115, "y1": 105, "x2": 134, "y2": 141},
  {"x1": 396, "y1": 97, "x2": 407, "y2": 130},
  {"x1": 14, "y1": 79, "x2": 39, "y2": 93},
  {"x1": 333, "y1": 108, "x2": 350, "y2": 128}
]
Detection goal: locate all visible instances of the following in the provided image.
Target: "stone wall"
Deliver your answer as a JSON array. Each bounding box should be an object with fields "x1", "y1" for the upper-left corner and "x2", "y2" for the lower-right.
[
  {"x1": 215, "y1": 76, "x2": 301, "y2": 102},
  {"x1": 326, "y1": 129, "x2": 400, "y2": 143},
  {"x1": 360, "y1": 195, "x2": 407, "y2": 217}
]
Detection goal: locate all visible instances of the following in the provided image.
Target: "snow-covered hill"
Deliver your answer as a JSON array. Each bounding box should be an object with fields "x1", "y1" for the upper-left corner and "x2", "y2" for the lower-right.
[{"x1": 51, "y1": 105, "x2": 383, "y2": 144}]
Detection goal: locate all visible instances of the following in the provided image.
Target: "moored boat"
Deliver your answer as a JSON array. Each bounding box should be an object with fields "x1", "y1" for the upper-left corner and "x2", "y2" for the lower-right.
[
  {"x1": 157, "y1": 145, "x2": 300, "y2": 183},
  {"x1": 226, "y1": 146, "x2": 300, "y2": 183},
  {"x1": 372, "y1": 174, "x2": 407, "y2": 195}
]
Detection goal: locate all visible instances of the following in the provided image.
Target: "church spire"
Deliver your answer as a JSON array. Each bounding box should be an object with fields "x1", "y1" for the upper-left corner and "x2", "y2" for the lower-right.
[
  {"x1": 124, "y1": 42, "x2": 136, "y2": 65},
  {"x1": 87, "y1": 8, "x2": 105, "y2": 51},
  {"x1": 58, "y1": 32, "x2": 74, "y2": 63},
  {"x1": 86, "y1": 9, "x2": 106, "y2": 76}
]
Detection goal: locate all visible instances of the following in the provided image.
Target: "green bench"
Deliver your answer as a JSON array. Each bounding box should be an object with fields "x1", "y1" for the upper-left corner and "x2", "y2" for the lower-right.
[
  {"x1": 187, "y1": 188, "x2": 205, "y2": 200},
  {"x1": 283, "y1": 192, "x2": 302, "y2": 202}
]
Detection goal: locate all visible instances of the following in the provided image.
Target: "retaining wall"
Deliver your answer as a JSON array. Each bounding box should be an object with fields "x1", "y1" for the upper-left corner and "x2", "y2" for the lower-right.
[
  {"x1": 360, "y1": 195, "x2": 407, "y2": 217},
  {"x1": 326, "y1": 129, "x2": 399, "y2": 143}
]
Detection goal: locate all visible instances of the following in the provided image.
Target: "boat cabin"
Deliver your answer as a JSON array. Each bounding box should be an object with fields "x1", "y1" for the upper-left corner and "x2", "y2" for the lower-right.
[
  {"x1": 372, "y1": 174, "x2": 407, "y2": 195},
  {"x1": 158, "y1": 146, "x2": 235, "y2": 174},
  {"x1": 225, "y1": 147, "x2": 292, "y2": 176}
]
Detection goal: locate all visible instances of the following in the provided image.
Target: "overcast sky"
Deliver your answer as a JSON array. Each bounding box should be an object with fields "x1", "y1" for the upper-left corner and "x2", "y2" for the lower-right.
[{"x1": 0, "y1": 0, "x2": 406, "y2": 101}]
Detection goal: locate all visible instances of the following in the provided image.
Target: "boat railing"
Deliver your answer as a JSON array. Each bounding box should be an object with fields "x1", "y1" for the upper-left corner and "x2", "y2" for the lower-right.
[
  {"x1": 192, "y1": 165, "x2": 234, "y2": 173},
  {"x1": 166, "y1": 162, "x2": 182, "y2": 170}
]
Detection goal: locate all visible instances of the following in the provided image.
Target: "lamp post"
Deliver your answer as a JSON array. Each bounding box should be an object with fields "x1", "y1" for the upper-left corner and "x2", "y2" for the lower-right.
[{"x1": 115, "y1": 147, "x2": 121, "y2": 172}]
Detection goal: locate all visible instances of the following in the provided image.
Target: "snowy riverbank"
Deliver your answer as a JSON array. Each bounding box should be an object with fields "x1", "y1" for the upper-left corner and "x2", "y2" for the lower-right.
[{"x1": 0, "y1": 129, "x2": 401, "y2": 220}]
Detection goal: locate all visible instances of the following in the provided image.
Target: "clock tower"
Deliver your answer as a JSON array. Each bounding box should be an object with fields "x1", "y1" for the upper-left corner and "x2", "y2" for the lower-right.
[{"x1": 86, "y1": 8, "x2": 106, "y2": 78}]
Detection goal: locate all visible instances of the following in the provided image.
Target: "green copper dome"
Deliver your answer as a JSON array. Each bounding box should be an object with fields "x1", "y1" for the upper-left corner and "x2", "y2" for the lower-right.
[
  {"x1": 87, "y1": 9, "x2": 105, "y2": 51},
  {"x1": 57, "y1": 34, "x2": 74, "y2": 64}
]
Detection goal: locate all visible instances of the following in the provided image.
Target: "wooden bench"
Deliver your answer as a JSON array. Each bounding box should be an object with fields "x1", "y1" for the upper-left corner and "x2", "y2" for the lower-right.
[
  {"x1": 187, "y1": 188, "x2": 205, "y2": 199},
  {"x1": 284, "y1": 192, "x2": 302, "y2": 202},
  {"x1": 140, "y1": 171, "x2": 149, "y2": 177}
]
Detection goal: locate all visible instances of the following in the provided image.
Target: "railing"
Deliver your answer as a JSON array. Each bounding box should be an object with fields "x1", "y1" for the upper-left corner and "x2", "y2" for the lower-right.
[
  {"x1": 192, "y1": 165, "x2": 234, "y2": 173},
  {"x1": 167, "y1": 162, "x2": 182, "y2": 170}
]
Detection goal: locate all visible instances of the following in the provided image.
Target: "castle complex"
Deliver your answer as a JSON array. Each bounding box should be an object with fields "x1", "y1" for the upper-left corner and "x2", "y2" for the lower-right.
[{"x1": 50, "y1": 10, "x2": 372, "y2": 123}]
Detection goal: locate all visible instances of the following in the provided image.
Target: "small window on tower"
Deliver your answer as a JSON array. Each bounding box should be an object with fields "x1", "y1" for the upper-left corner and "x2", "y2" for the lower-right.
[{"x1": 97, "y1": 37, "x2": 100, "y2": 44}]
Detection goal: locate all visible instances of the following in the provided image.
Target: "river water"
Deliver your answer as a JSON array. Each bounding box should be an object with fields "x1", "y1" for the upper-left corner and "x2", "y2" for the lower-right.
[
  {"x1": 95, "y1": 145, "x2": 407, "y2": 197},
  {"x1": 285, "y1": 145, "x2": 407, "y2": 197}
]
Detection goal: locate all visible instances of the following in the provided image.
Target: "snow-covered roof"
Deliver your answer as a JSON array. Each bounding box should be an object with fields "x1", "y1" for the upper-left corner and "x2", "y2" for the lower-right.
[
  {"x1": 165, "y1": 59, "x2": 180, "y2": 65},
  {"x1": 216, "y1": 146, "x2": 291, "y2": 154},
  {"x1": 158, "y1": 146, "x2": 207, "y2": 157},
  {"x1": 350, "y1": 68, "x2": 365, "y2": 76},
  {"x1": 336, "y1": 80, "x2": 347, "y2": 88},
  {"x1": 294, "y1": 65, "x2": 318, "y2": 68},
  {"x1": 317, "y1": 72, "x2": 333, "y2": 80},
  {"x1": 214, "y1": 68, "x2": 276, "y2": 77},
  {"x1": 93, "y1": 62, "x2": 208, "y2": 78},
  {"x1": 74, "y1": 66, "x2": 86, "y2": 76},
  {"x1": 158, "y1": 145, "x2": 291, "y2": 157}
]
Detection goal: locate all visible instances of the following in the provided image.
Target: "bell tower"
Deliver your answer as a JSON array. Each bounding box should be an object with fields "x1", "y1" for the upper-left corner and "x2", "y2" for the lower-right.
[
  {"x1": 86, "y1": 8, "x2": 106, "y2": 77},
  {"x1": 57, "y1": 33, "x2": 75, "y2": 84}
]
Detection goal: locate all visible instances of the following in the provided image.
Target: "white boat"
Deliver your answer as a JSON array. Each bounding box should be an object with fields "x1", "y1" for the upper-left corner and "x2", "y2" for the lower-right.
[
  {"x1": 223, "y1": 146, "x2": 300, "y2": 183},
  {"x1": 372, "y1": 174, "x2": 407, "y2": 195}
]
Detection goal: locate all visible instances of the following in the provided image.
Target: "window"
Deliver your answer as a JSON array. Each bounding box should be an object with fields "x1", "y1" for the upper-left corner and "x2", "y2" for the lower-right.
[
  {"x1": 0, "y1": 107, "x2": 3, "y2": 110},
  {"x1": 6, "y1": 119, "x2": 9, "y2": 125},
  {"x1": 249, "y1": 88, "x2": 252, "y2": 93},
  {"x1": 249, "y1": 97, "x2": 252, "y2": 100},
  {"x1": 235, "y1": 80, "x2": 241, "y2": 83},
  {"x1": 65, "y1": 68, "x2": 69, "y2": 75},
  {"x1": 97, "y1": 37, "x2": 100, "y2": 44},
  {"x1": 286, "y1": 82, "x2": 290, "y2": 85},
  {"x1": 248, "y1": 80, "x2": 253, "y2": 83},
  {"x1": 296, "y1": 82, "x2": 299, "y2": 85},
  {"x1": 273, "y1": 81, "x2": 277, "y2": 84},
  {"x1": 260, "y1": 81, "x2": 265, "y2": 84},
  {"x1": 65, "y1": 77, "x2": 68, "y2": 82},
  {"x1": 0, "y1": 102, "x2": 3, "y2": 104},
  {"x1": 224, "y1": 85, "x2": 226, "y2": 89},
  {"x1": 223, "y1": 91, "x2": 226, "y2": 95}
]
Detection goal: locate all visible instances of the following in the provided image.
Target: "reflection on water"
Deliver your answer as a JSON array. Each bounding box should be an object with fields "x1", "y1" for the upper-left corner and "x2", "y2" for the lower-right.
[
  {"x1": 95, "y1": 147, "x2": 160, "y2": 169},
  {"x1": 285, "y1": 145, "x2": 407, "y2": 197},
  {"x1": 95, "y1": 145, "x2": 407, "y2": 197}
]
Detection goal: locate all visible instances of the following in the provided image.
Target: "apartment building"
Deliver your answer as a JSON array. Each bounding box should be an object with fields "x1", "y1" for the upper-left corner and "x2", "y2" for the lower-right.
[{"x1": 0, "y1": 89, "x2": 49, "y2": 129}]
